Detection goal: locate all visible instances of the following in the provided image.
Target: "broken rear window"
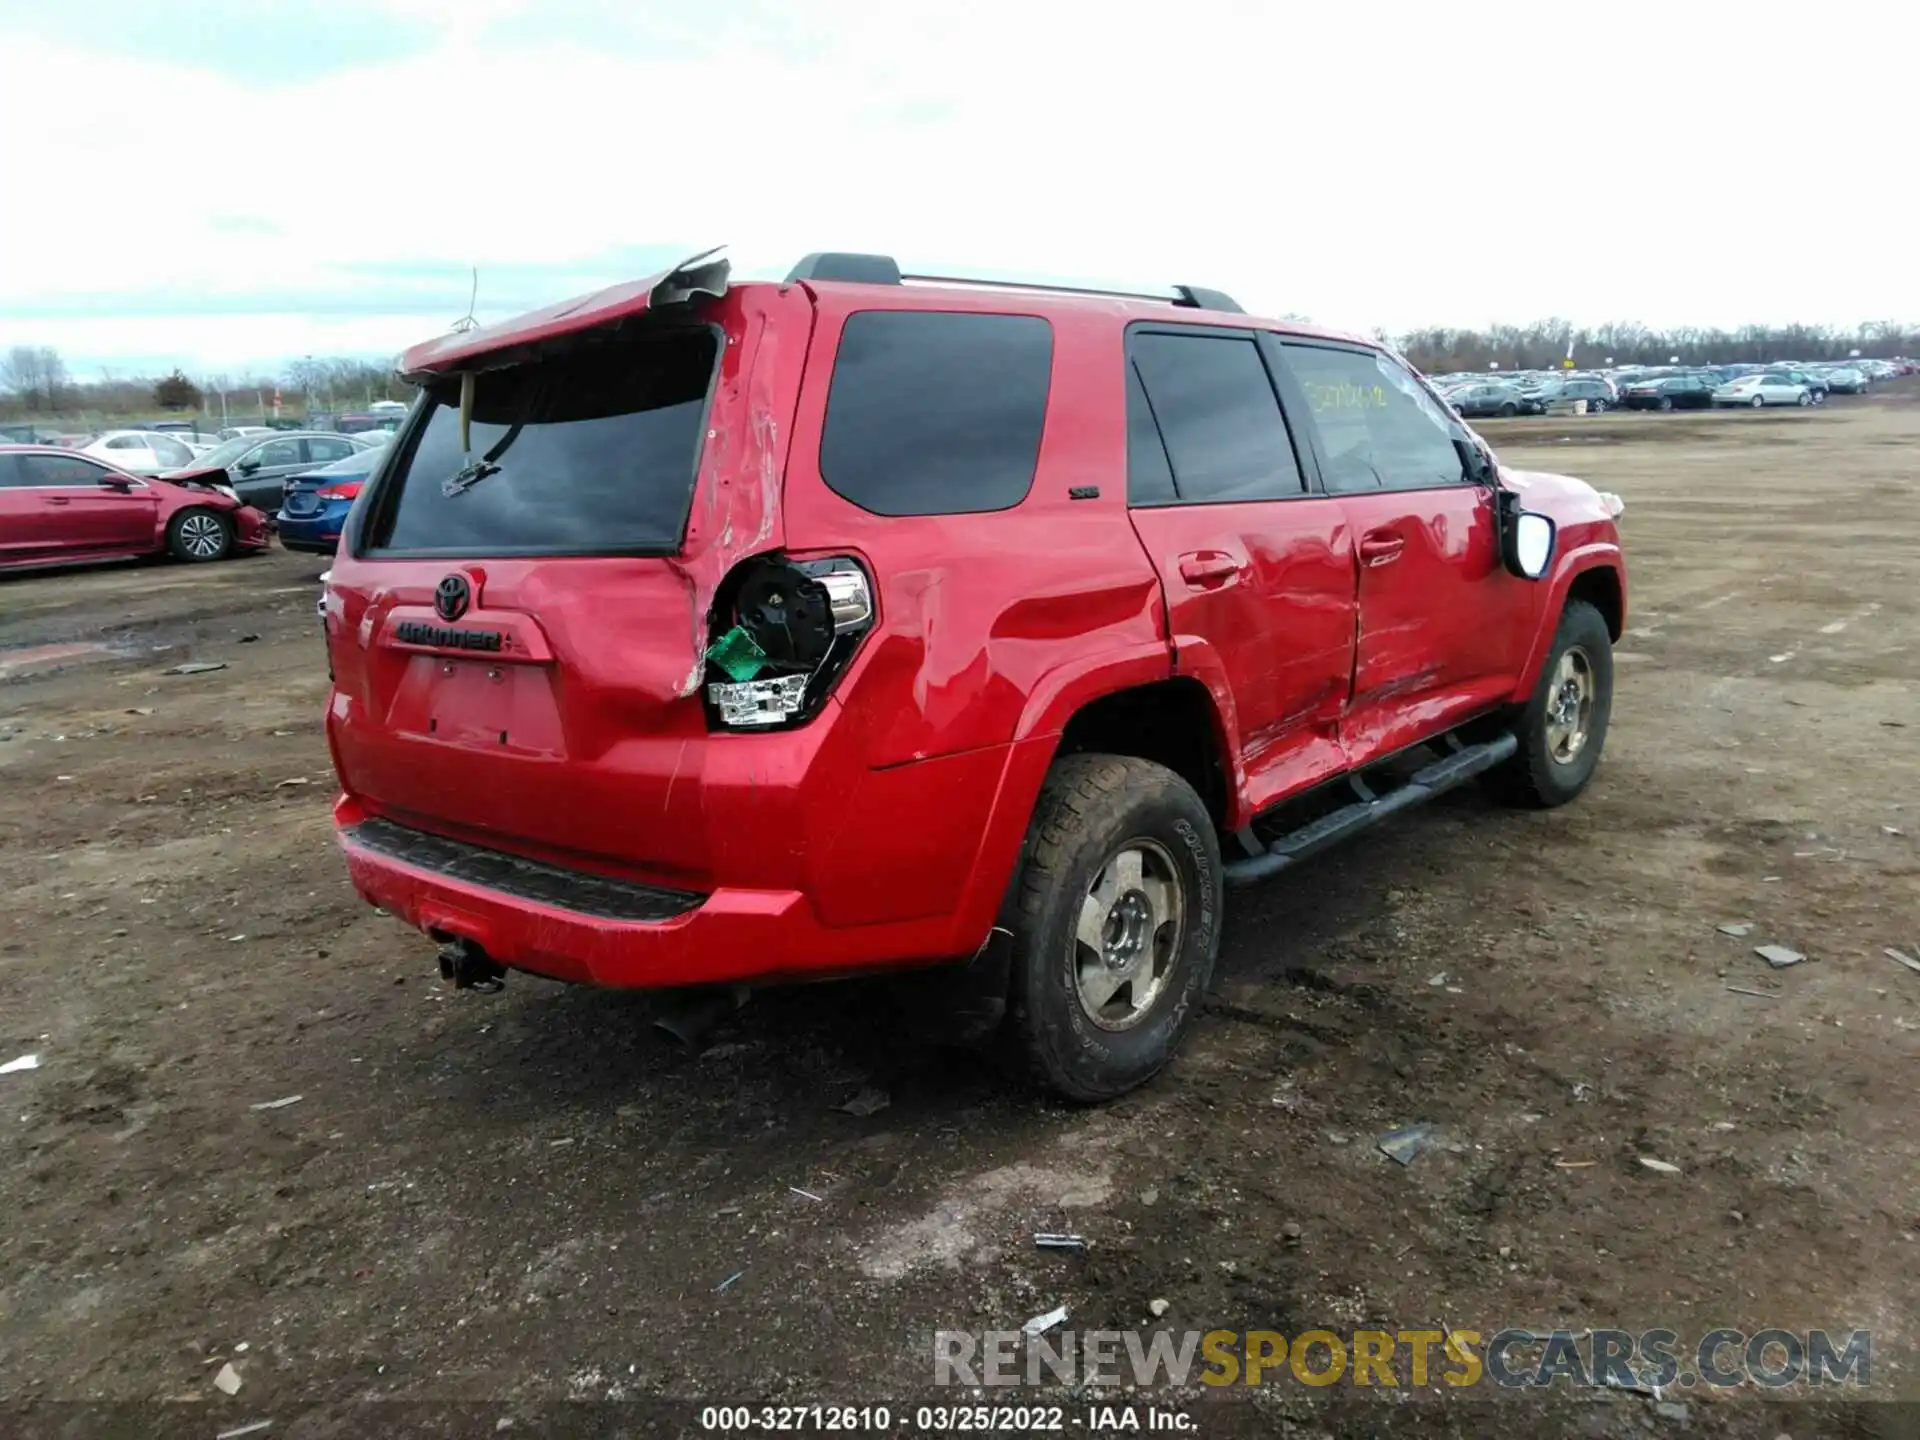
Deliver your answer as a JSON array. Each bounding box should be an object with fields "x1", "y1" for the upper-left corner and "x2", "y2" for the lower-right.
[{"x1": 366, "y1": 328, "x2": 720, "y2": 555}]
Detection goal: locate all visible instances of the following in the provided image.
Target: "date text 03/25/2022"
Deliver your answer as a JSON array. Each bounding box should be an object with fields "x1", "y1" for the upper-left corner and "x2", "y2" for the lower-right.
[{"x1": 697, "y1": 1404, "x2": 1192, "y2": 1431}]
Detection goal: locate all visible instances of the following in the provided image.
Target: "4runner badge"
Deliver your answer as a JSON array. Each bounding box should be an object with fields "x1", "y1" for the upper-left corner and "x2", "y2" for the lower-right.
[{"x1": 434, "y1": 574, "x2": 471, "y2": 621}]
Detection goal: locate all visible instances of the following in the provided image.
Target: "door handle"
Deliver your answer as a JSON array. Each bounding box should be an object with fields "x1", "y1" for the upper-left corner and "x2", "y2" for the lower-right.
[
  {"x1": 1177, "y1": 552, "x2": 1241, "y2": 586},
  {"x1": 1358, "y1": 532, "x2": 1405, "y2": 567},
  {"x1": 44, "y1": 496, "x2": 72, "y2": 506}
]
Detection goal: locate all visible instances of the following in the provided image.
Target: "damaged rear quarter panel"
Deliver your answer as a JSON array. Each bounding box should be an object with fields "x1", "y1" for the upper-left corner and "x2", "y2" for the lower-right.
[{"x1": 670, "y1": 286, "x2": 818, "y2": 693}]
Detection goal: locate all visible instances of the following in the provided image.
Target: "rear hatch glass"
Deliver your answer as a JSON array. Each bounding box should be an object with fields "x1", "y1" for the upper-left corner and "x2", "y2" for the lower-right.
[{"x1": 363, "y1": 327, "x2": 721, "y2": 556}]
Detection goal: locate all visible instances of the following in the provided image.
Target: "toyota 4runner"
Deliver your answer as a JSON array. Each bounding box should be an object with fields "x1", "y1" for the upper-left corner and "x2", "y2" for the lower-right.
[{"x1": 321, "y1": 249, "x2": 1626, "y2": 1099}]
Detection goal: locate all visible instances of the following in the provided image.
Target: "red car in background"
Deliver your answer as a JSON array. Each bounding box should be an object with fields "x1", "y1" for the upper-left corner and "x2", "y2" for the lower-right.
[{"x1": 0, "y1": 445, "x2": 271, "y2": 574}]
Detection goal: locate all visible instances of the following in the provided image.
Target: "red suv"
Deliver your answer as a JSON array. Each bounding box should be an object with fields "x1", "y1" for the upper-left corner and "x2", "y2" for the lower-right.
[{"x1": 322, "y1": 250, "x2": 1626, "y2": 1099}]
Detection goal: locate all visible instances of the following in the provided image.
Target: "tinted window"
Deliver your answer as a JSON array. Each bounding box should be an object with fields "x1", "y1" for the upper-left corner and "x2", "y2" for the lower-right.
[
  {"x1": 308, "y1": 436, "x2": 354, "y2": 463},
  {"x1": 1125, "y1": 362, "x2": 1177, "y2": 505},
  {"x1": 1129, "y1": 332, "x2": 1302, "y2": 503},
  {"x1": 1283, "y1": 344, "x2": 1464, "y2": 494},
  {"x1": 819, "y1": 311, "x2": 1052, "y2": 516},
  {"x1": 254, "y1": 438, "x2": 304, "y2": 467},
  {"x1": 149, "y1": 435, "x2": 192, "y2": 466},
  {"x1": 19, "y1": 454, "x2": 114, "y2": 487},
  {"x1": 370, "y1": 327, "x2": 719, "y2": 554}
]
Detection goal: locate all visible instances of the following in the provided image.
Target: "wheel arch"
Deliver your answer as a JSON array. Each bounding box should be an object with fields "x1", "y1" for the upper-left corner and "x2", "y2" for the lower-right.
[{"x1": 1510, "y1": 547, "x2": 1626, "y2": 701}]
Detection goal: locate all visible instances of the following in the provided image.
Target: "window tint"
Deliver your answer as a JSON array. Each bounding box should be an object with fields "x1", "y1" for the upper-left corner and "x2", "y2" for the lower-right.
[
  {"x1": 370, "y1": 327, "x2": 718, "y2": 554},
  {"x1": 254, "y1": 438, "x2": 304, "y2": 467},
  {"x1": 819, "y1": 311, "x2": 1052, "y2": 516},
  {"x1": 308, "y1": 436, "x2": 354, "y2": 463},
  {"x1": 1126, "y1": 362, "x2": 1176, "y2": 505},
  {"x1": 20, "y1": 454, "x2": 114, "y2": 487},
  {"x1": 1128, "y1": 332, "x2": 1302, "y2": 504},
  {"x1": 1283, "y1": 344, "x2": 1464, "y2": 494}
]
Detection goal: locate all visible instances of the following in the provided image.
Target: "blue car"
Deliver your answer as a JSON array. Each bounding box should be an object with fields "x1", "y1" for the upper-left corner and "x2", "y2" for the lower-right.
[{"x1": 275, "y1": 446, "x2": 385, "y2": 554}]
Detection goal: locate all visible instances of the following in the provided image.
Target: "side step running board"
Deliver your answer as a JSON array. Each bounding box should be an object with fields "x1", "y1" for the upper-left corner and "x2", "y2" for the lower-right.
[{"x1": 1223, "y1": 733, "x2": 1519, "y2": 889}]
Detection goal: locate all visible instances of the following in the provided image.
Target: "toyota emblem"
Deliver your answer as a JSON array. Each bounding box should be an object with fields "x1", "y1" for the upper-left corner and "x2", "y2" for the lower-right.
[{"x1": 434, "y1": 574, "x2": 471, "y2": 622}]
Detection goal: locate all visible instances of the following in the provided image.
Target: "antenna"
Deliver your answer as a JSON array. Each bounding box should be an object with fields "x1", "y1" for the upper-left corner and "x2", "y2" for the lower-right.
[{"x1": 450, "y1": 267, "x2": 479, "y2": 333}]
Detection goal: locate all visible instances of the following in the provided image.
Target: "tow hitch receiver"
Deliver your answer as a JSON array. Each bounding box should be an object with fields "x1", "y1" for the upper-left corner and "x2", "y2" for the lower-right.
[{"x1": 438, "y1": 937, "x2": 506, "y2": 992}]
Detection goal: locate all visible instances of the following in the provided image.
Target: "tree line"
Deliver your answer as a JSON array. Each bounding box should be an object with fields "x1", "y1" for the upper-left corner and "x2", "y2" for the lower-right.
[
  {"x1": 0, "y1": 347, "x2": 416, "y2": 420},
  {"x1": 1387, "y1": 320, "x2": 1918, "y2": 375}
]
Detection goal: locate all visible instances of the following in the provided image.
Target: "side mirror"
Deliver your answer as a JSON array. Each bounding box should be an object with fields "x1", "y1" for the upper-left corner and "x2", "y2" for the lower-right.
[
  {"x1": 236, "y1": 459, "x2": 260, "y2": 475},
  {"x1": 1499, "y1": 494, "x2": 1556, "y2": 580},
  {"x1": 103, "y1": 475, "x2": 134, "y2": 492}
]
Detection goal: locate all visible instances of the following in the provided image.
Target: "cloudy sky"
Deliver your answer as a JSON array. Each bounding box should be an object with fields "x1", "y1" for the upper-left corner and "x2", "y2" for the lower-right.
[{"x1": 0, "y1": 0, "x2": 1912, "y2": 378}]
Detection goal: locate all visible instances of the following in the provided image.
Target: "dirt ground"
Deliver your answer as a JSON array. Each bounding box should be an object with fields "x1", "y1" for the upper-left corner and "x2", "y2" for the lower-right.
[{"x1": 1, "y1": 392, "x2": 1916, "y2": 1439}]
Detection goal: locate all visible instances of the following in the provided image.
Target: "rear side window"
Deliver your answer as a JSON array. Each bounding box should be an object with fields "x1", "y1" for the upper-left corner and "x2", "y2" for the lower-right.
[
  {"x1": 367, "y1": 328, "x2": 720, "y2": 554},
  {"x1": 1129, "y1": 332, "x2": 1303, "y2": 504},
  {"x1": 819, "y1": 311, "x2": 1052, "y2": 516}
]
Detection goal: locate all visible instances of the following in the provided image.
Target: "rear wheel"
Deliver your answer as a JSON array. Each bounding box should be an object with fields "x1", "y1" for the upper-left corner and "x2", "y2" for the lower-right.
[
  {"x1": 1483, "y1": 599, "x2": 1613, "y2": 809},
  {"x1": 1498, "y1": 402, "x2": 1518, "y2": 417},
  {"x1": 1750, "y1": 394, "x2": 1766, "y2": 408},
  {"x1": 1589, "y1": 398, "x2": 1609, "y2": 413},
  {"x1": 1658, "y1": 397, "x2": 1674, "y2": 411},
  {"x1": 167, "y1": 508, "x2": 232, "y2": 563},
  {"x1": 1001, "y1": 755, "x2": 1221, "y2": 1101},
  {"x1": 1797, "y1": 392, "x2": 1813, "y2": 407}
]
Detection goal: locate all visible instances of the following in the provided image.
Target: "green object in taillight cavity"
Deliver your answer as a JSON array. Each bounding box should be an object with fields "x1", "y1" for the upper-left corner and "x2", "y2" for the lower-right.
[{"x1": 706, "y1": 625, "x2": 768, "y2": 682}]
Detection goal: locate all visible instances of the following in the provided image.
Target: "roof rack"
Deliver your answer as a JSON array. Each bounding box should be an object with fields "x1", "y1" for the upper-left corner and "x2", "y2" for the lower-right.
[{"x1": 783, "y1": 252, "x2": 1243, "y2": 314}]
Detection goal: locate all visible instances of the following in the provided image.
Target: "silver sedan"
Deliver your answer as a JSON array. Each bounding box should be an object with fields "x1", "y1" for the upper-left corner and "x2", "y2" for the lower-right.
[{"x1": 1713, "y1": 375, "x2": 1812, "y2": 408}]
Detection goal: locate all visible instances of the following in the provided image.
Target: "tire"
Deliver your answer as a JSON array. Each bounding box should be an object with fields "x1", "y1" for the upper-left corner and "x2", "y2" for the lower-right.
[
  {"x1": 1000, "y1": 754, "x2": 1222, "y2": 1101},
  {"x1": 1798, "y1": 392, "x2": 1812, "y2": 407},
  {"x1": 1482, "y1": 599, "x2": 1613, "y2": 809},
  {"x1": 1590, "y1": 399, "x2": 1608, "y2": 413},
  {"x1": 1811, "y1": 390, "x2": 1825, "y2": 406},
  {"x1": 167, "y1": 508, "x2": 233, "y2": 563},
  {"x1": 1750, "y1": 394, "x2": 1766, "y2": 408},
  {"x1": 1498, "y1": 403, "x2": 1518, "y2": 417},
  {"x1": 1658, "y1": 397, "x2": 1674, "y2": 411}
]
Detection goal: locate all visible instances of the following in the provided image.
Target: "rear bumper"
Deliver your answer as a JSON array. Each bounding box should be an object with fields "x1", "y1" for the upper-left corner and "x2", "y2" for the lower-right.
[
  {"x1": 330, "y1": 736, "x2": 1053, "y2": 988},
  {"x1": 276, "y1": 510, "x2": 344, "y2": 553}
]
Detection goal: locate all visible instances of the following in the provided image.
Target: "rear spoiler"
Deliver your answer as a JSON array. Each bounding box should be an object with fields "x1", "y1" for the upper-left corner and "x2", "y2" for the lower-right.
[{"x1": 397, "y1": 247, "x2": 730, "y2": 383}]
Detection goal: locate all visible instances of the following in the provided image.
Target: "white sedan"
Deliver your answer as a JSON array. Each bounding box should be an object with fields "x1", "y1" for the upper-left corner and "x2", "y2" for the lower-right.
[
  {"x1": 1713, "y1": 375, "x2": 1811, "y2": 408},
  {"x1": 79, "y1": 429, "x2": 201, "y2": 474}
]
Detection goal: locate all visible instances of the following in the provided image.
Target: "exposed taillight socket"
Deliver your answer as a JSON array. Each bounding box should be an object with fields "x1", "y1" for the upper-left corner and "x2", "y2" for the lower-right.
[{"x1": 703, "y1": 555, "x2": 874, "y2": 731}]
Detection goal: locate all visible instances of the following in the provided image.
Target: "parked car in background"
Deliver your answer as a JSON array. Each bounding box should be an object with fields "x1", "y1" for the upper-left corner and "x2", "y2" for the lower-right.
[
  {"x1": 80, "y1": 428, "x2": 198, "y2": 475},
  {"x1": 217, "y1": 426, "x2": 276, "y2": 440},
  {"x1": 275, "y1": 447, "x2": 386, "y2": 554},
  {"x1": 165, "y1": 430, "x2": 374, "y2": 513},
  {"x1": 1713, "y1": 374, "x2": 1811, "y2": 407},
  {"x1": 1620, "y1": 375, "x2": 1716, "y2": 411},
  {"x1": 1443, "y1": 382, "x2": 1538, "y2": 418},
  {"x1": 1761, "y1": 367, "x2": 1828, "y2": 402},
  {"x1": 1522, "y1": 377, "x2": 1618, "y2": 412},
  {"x1": 1817, "y1": 366, "x2": 1869, "y2": 394},
  {"x1": 0, "y1": 445, "x2": 270, "y2": 573}
]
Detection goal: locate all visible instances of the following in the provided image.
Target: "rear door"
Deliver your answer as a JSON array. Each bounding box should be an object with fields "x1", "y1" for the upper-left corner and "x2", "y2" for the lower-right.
[
  {"x1": 1125, "y1": 326, "x2": 1357, "y2": 814},
  {"x1": 0, "y1": 455, "x2": 48, "y2": 564},
  {"x1": 235, "y1": 436, "x2": 306, "y2": 509},
  {"x1": 325, "y1": 286, "x2": 813, "y2": 884},
  {"x1": 1277, "y1": 341, "x2": 1529, "y2": 764}
]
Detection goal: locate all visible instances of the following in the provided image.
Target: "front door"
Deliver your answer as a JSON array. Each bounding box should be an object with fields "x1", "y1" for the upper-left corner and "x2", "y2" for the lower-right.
[
  {"x1": 1123, "y1": 326, "x2": 1357, "y2": 818},
  {"x1": 1277, "y1": 341, "x2": 1529, "y2": 766},
  {"x1": 24, "y1": 454, "x2": 156, "y2": 552}
]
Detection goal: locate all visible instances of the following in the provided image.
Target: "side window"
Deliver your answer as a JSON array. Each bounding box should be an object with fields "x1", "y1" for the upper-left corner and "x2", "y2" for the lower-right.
[
  {"x1": 1125, "y1": 362, "x2": 1176, "y2": 505},
  {"x1": 106, "y1": 435, "x2": 147, "y2": 451},
  {"x1": 1128, "y1": 331, "x2": 1303, "y2": 504},
  {"x1": 307, "y1": 436, "x2": 354, "y2": 463},
  {"x1": 819, "y1": 310, "x2": 1052, "y2": 516},
  {"x1": 150, "y1": 435, "x2": 191, "y2": 467},
  {"x1": 21, "y1": 455, "x2": 115, "y2": 487},
  {"x1": 1283, "y1": 344, "x2": 1464, "y2": 494},
  {"x1": 0, "y1": 455, "x2": 26, "y2": 487},
  {"x1": 255, "y1": 438, "x2": 304, "y2": 467}
]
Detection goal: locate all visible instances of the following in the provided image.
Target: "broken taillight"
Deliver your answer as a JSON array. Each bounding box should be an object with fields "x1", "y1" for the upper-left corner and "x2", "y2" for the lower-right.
[{"x1": 704, "y1": 556, "x2": 874, "y2": 730}]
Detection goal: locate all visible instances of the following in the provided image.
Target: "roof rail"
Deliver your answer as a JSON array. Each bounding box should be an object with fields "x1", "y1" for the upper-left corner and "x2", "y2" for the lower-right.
[{"x1": 782, "y1": 252, "x2": 1243, "y2": 314}]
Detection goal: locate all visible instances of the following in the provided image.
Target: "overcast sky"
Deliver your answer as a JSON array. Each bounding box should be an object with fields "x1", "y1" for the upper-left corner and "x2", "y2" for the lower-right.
[{"x1": 1, "y1": 0, "x2": 1912, "y2": 378}]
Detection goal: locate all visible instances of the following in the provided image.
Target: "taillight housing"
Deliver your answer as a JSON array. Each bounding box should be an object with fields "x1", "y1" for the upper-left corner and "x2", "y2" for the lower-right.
[
  {"x1": 703, "y1": 555, "x2": 874, "y2": 730},
  {"x1": 316, "y1": 481, "x2": 364, "y2": 501}
]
